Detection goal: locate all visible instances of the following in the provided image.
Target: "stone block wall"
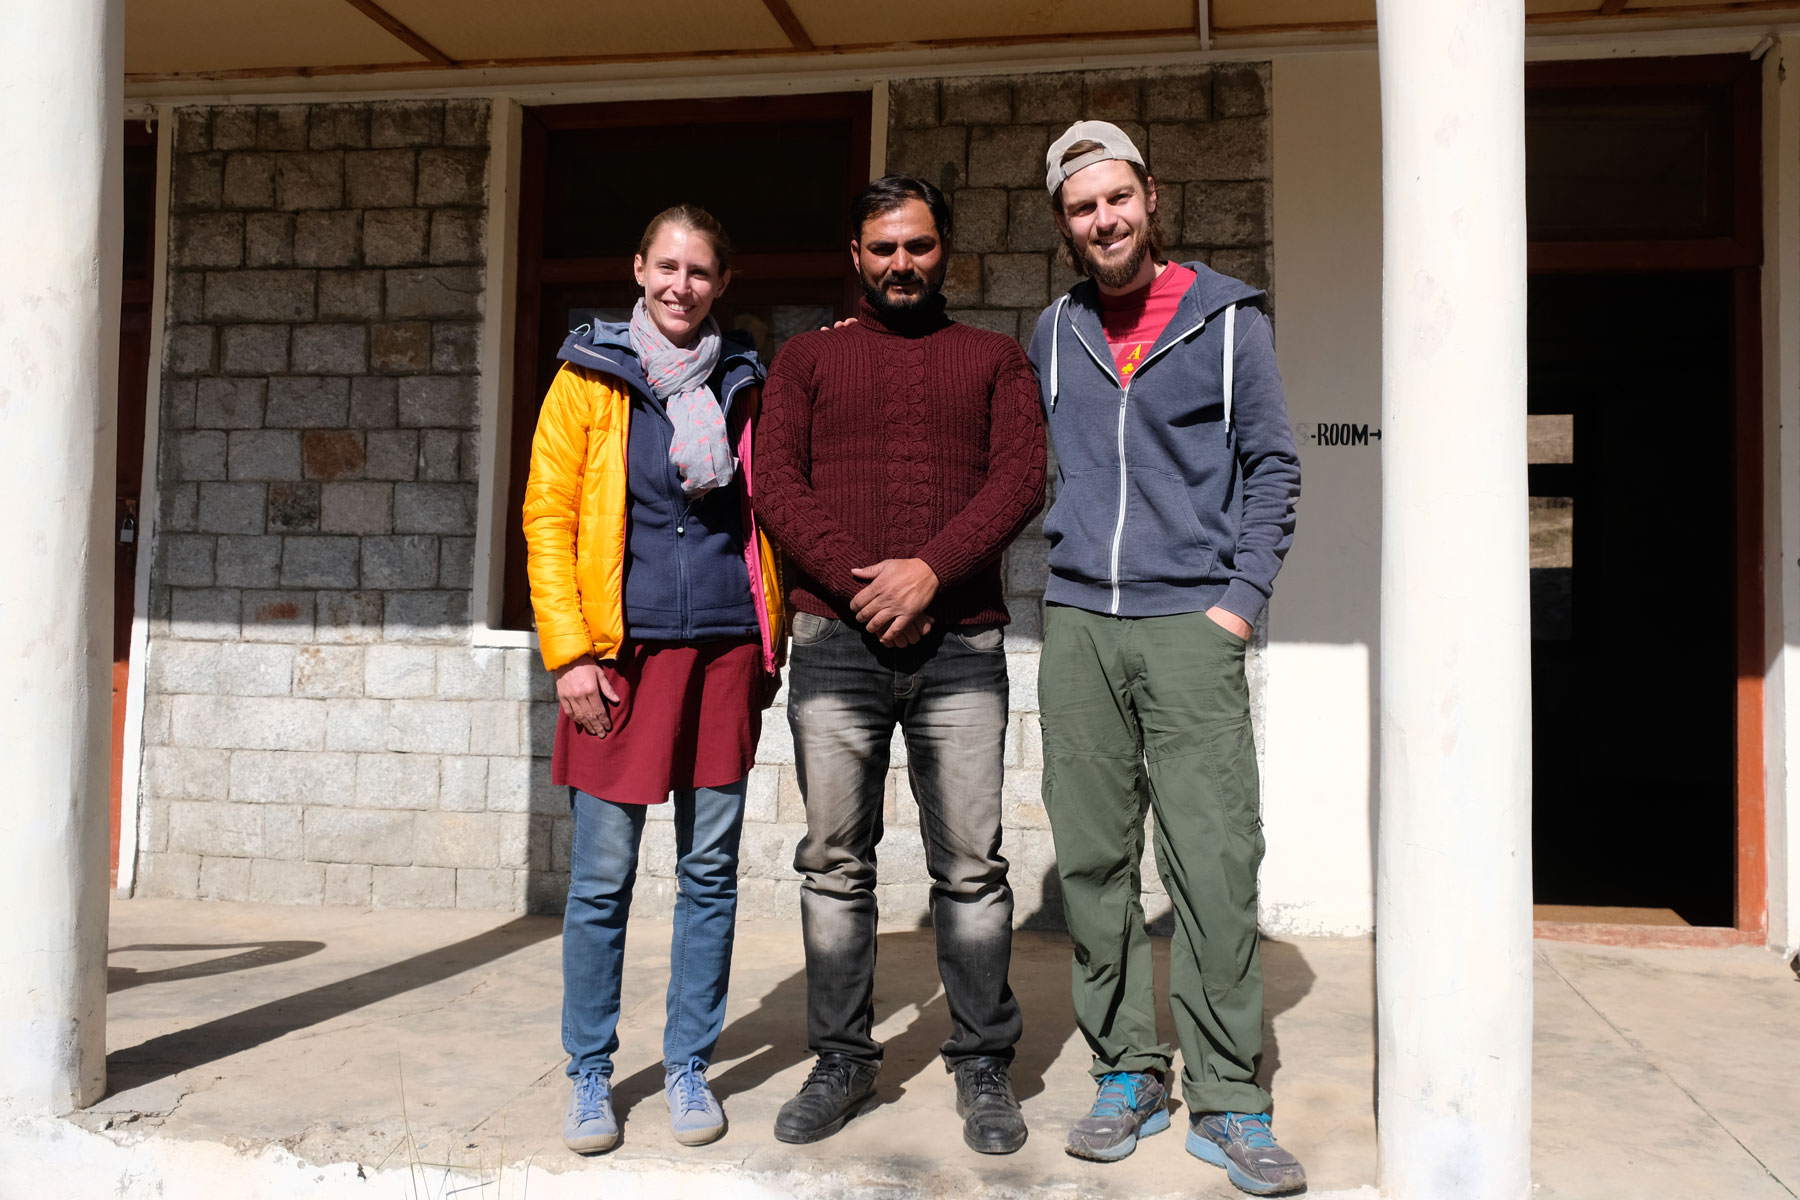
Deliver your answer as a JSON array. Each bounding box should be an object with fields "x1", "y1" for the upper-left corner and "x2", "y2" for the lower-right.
[
  {"x1": 133, "y1": 70, "x2": 1272, "y2": 927},
  {"x1": 133, "y1": 100, "x2": 536, "y2": 910}
]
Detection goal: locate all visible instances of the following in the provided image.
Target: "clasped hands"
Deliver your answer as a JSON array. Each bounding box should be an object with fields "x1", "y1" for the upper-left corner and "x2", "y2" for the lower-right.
[{"x1": 850, "y1": 557, "x2": 939, "y2": 648}]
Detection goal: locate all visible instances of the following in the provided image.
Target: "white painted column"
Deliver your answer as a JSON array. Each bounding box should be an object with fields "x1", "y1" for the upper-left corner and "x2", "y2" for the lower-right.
[
  {"x1": 1374, "y1": 3, "x2": 1533, "y2": 1198},
  {"x1": 0, "y1": 0, "x2": 123, "y2": 1112}
]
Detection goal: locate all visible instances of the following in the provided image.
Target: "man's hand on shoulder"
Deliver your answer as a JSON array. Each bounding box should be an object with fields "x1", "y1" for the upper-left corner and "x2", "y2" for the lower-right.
[
  {"x1": 850, "y1": 558, "x2": 940, "y2": 645},
  {"x1": 1205, "y1": 606, "x2": 1252, "y2": 641}
]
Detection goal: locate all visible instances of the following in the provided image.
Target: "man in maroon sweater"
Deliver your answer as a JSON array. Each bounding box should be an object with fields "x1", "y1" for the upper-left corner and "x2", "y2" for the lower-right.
[{"x1": 757, "y1": 176, "x2": 1047, "y2": 1154}]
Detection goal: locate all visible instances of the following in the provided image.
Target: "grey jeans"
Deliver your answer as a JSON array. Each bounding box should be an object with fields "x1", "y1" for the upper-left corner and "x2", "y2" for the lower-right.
[{"x1": 786, "y1": 610, "x2": 1022, "y2": 1066}]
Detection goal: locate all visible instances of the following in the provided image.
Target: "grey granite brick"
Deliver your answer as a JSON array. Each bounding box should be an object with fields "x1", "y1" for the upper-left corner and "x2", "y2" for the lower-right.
[
  {"x1": 383, "y1": 590, "x2": 469, "y2": 643},
  {"x1": 354, "y1": 749, "x2": 439, "y2": 807},
  {"x1": 1008, "y1": 190, "x2": 1060, "y2": 252},
  {"x1": 1148, "y1": 118, "x2": 1268, "y2": 182},
  {"x1": 436, "y1": 647, "x2": 505, "y2": 699},
  {"x1": 419, "y1": 429, "x2": 461, "y2": 481},
  {"x1": 968, "y1": 125, "x2": 1050, "y2": 189},
  {"x1": 220, "y1": 324, "x2": 289, "y2": 375},
  {"x1": 439, "y1": 755, "x2": 488, "y2": 812},
  {"x1": 318, "y1": 270, "x2": 383, "y2": 319},
  {"x1": 416, "y1": 147, "x2": 486, "y2": 206},
  {"x1": 293, "y1": 209, "x2": 360, "y2": 268},
  {"x1": 198, "y1": 855, "x2": 252, "y2": 901},
  {"x1": 325, "y1": 698, "x2": 389, "y2": 751},
  {"x1": 438, "y1": 536, "x2": 473, "y2": 590},
  {"x1": 173, "y1": 212, "x2": 243, "y2": 268},
  {"x1": 216, "y1": 642, "x2": 294, "y2": 695},
  {"x1": 138, "y1": 851, "x2": 201, "y2": 898},
  {"x1": 947, "y1": 308, "x2": 1019, "y2": 339},
  {"x1": 371, "y1": 101, "x2": 443, "y2": 148},
  {"x1": 428, "y1": 210, "x2": 482, "y2": 265},
  {"x1": 229, "y1": 750, "x2": 355, "y2": 804},
  {"x1": 414, "y1": 811, "x2": 500, "y2": 868},
  {"x1": 887, "y1": 126, "x2": 967, "y2": 193},
  {"x1": 166, "y1": 430, "x2": 227, "y2": 481},
  {"x1": 364, "y1": 644, "x2": 436, "y2": 698},
  {"x1": 457, "y1": 868, "x2": 524, "y2": 910},
  {"x1": 170, "y1": 694, "x2": 326, "y2": 751},
  {"x1": 942, "y1": 79, "x2": 1011, "y2": 125},
  {"x1": 148, "y1": 639, "x2": 221, "y2": 693},
  {"x1": 468, "y1": 701, "x2": 522, "y2": 756},
  {"x1": 320, "y1": 481, "x2": 393, "y2": 535},
  {"x1": 942, "y1": 254, "x2": 980, "y2": 307},
  {"x1": 341, "y1": 383, "x2": 395, "y2": 435},
  {"x1": 1181, "y1": 180, "x2": 1269, "y2": 246},
  {"x1": 1145, "y1": 69, "x2": 1212, "y2": 121},
  {"x1": 1213, "y1": 63, "x2": 1270, "y2": 118},
  {"x1": 293, "y1": 645, "x2": 365, "y2": 699},
  {"x1": 393, "y1": 482, "x2": 474, "y2": 534},
  {"x1": 1210, "y1": 246, "x2": 1270, "y2": 290},
  {"x1": 266, "y1": 481, "x2": 320, "y2": 532},
  {"x1": 315, "y1": 589, "x2": 384, "y2": 643},
  {"x1": 361, "y1": 533, "x2": 437, "y2": 590},
  {"x1": 364, "y1": 429, "x2": 418, "y2": 480},
  {"x1": 212, "y1": 107, "x2": 257, "y2": 151},
  {"x1": 430, "y1": 322, "x2": 479, "y2": 373},
  {"x1": 145, "y1": 745, "x2": 231, "y2": 800},
  {"x1": 220, "y1": 153, "x2": 272, "y2": 208},
  {"x1": 240, "y1": 589, "x2": 317, "y2": 643},
  {"x1": 194, "y1": 379, "x2": 267, "y2": 431},
  {"x1": 1085, "y1": 74, "x2": 1142, "y2": 121},
  {"x1": 266, "y1": 376, "x2": 351, "y2": 427},
  {"x1": 227, "y1": 429, "x2": 299, "y2": 481},
  {"x1": 458, "y1": 434, "x2": 479, "y2": 482},
  {"x1": 205, "y1": 269, "x2": 314, "y2": 321},
  {"x1": 310, "y1": 103, "x2": 369, "y2": 150},
  {"x1": 160, "y1": 484, "x2": 198, "y2": 532},
  {"x1": 214, "y1": 534, "x2": 283, "y2": 588},
  {"x1": 1013, "y1": 72, "x2": 1083, "y2": 124},
  {"x1": 275, "y1": 152, "x2": 344, "y2": 210},
  {"x1": 249, "y1": 858, "x2": 326, "y2": 904},
  {"x1": 306, "y1": 807, "x2": 413, "y2": 866},
  {"x1": 197, "y1": 481, "x2": 267, "y2": 534},
  {"x1": 244, "y1": 212, "x2": 296, "y2": 266},
  {"x1": 387, "y1": 698, "x2": 471, "y2": 754},
  {"x1": 385, "y1": 267, "x2": 481, "y2": 319},
  {"x1": 952, "y1": 189, "x2": 1007, "y2": 252},
  {"x1": 363, "y1": 207, "x2": 430, "y2": 267},
  {"x1": 443, "y1": 100, "x2": 489, "y2": 147},
  {"x1": 173, "y1": 154, "x2": 225, "y2": 214},
  {"x1": 397, "y1": 376, "x2": 476, "y2": 427},
  {"x1": 159, "y1": 533, "x2": 216, "y2": 587},
  {"x1": 174, "y1": 108, "x2": 210, "y2": 153},
  {"x1": 167, "y1": 273, "x2": 205, "y2": 326},
  {"x1": 258, "y1": 107, "x2": 309, "y2": 151},
  {"x1": 292, "y1": 324, "x2": 368, "y2": 374},
  {"x1": 344, "y1": 149, "x2": 415, "y2": 208},
  {"x1": 280, "y1": 536, "x2": 359, "y2": 588},
  {"x1": 324, "y1": 862, "x2": 372, "y2": 905},
  {"x1": 982, "y1": 254, "x2": 1048, "y2": 307},
  {"x1": 888, "y1": 78, "x2": 939, "y2": 128},
  {"x1": 373, "y1": 864, "x2": 454, "y2": 908}
]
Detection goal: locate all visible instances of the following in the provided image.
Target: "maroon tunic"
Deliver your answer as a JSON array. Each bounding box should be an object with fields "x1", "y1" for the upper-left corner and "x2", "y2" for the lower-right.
[{"x1": 551, "y1": 639, "x2": 762, "y2": 806}]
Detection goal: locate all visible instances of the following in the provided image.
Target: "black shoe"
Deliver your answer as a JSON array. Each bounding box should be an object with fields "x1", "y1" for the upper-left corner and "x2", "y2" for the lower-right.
[
  {"x1": 953, "y1": 1057, "x2": 1028, "y2": 1155},
  {"x1": 773, "y1": 1054, "x2": 879, "y2": 1144}
]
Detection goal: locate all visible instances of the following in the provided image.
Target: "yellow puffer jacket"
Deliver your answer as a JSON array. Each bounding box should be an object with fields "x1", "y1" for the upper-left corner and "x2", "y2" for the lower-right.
[{"x1": 523, "y1": 362, "x2": 785, "y2": 675}]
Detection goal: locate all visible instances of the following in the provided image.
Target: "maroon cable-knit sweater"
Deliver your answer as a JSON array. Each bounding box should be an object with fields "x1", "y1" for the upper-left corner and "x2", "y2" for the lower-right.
[{"x1": 757, "y1": 296, "x2": 1047, "y2": 628}]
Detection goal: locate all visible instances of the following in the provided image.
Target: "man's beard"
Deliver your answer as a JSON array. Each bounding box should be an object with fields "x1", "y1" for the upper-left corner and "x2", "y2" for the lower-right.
[
  {"x1": 861, "y1": 266, "x2": 943, "y2": 316},
  {"x1": 1076, "y1": 223, "x2": 1153, "y2": 290}
]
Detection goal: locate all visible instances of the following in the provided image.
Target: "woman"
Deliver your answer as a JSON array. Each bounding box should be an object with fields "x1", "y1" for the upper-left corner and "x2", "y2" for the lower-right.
[{"x1": 523, "y1": 205, "x2": 784, "y2": 1154}]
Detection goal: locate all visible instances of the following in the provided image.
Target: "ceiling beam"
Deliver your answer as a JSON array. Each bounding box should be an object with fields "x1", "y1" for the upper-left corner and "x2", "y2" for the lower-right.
[
  {"x1": 1197, "y1": 0, "x2": 1213, "y2": 49},
  {"x1": 761, "y1": 0, "x2": 816, "y2": 51},
  {"x1": 1600, "y1": 0, "x2": 1630, "y2": 14},
  {"x1": 341, "y1": 0, "x2": 454, "y2": 66}
]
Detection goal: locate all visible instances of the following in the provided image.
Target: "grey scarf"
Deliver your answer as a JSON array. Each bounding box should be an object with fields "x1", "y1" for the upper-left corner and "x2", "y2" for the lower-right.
[{"x1": 628, "y1": 299, "x2": 734, "y2": 498}]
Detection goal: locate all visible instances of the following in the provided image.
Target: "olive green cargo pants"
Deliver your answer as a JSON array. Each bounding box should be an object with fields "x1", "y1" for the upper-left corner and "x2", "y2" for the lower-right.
[{"x1": 1038, "y1": 603, "x2": 1270, "y2": 1117}]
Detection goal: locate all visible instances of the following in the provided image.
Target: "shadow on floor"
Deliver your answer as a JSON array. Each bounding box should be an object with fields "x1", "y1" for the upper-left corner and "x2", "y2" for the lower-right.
[
  {"x1": 107, "y1": 916, "x2": 558, "y2": 1095},
  {"x1": 107, "y1": 941, "x2": 325, "y2": 993}
]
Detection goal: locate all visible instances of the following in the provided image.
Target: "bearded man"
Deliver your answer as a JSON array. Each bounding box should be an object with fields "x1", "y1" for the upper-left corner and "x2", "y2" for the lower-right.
[
  {"x1": 756, "y1": 175, "x2": 1047, "y2": 1153},
  {"x1": 1026, "y1": 123, "x2": 1304, "y2": 1195}
]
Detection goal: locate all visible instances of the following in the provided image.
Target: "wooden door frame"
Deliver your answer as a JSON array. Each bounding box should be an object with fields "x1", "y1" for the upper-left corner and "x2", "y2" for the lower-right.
[{"x1": 1523, "y1": 54, "x2": 1766, "y2": 943}]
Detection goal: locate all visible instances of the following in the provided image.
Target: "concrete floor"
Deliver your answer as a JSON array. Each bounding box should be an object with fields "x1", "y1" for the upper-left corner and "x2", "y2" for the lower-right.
[{"x1": 34, "y1": 898, "x2": 1800, "y2": 1198}]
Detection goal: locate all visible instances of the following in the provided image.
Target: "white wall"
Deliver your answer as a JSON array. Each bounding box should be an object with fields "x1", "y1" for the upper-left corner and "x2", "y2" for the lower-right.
[{"x1": 1260, "y1": 51, "x2": 1384, "y2": 936}]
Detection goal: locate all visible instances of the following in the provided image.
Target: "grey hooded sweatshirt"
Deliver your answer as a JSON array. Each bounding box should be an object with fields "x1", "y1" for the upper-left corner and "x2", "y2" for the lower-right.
[{"x1": 1026, "y1": 262, "x2": 1301, "y2": 623}]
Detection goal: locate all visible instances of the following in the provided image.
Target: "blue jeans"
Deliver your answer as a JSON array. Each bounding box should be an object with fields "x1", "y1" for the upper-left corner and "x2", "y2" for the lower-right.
[
  {"x1": 562, "y1": 779, "x2": 747, "y2": 1080},
  {"x1": 786, "y1": 612, "x2": 1021, "y2": 1067}
]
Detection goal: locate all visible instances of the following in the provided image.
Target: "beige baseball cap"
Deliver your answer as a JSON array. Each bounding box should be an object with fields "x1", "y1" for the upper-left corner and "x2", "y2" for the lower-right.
[{"x1": 1044, "y1": 120, "x2": 1146, "y2": 195}]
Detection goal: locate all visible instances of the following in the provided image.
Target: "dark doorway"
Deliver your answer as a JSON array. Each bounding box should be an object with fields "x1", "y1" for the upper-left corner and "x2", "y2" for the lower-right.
[
  {"x1": 112, "y1": 122, "x2": 158, "y2": 886},
  {"x1": 501, "y1": 93, "x2": 871, "y2": 630},
  {"x1": 1524, "y1": 55, "x2": 1763, "y2": 932},
  {"x1": 1527, "y1": 272, "x2": 1736, "y2": 927}
]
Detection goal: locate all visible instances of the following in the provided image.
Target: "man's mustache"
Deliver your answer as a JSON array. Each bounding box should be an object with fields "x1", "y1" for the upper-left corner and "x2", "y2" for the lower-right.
[{"x1": 880, "y1": 270, "x2": 924, "y2": 288}]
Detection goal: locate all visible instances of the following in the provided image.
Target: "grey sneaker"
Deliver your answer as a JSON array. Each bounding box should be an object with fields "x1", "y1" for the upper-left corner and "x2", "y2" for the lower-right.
[
  {"x1": 665, "y1": 1057, "x2": 727, "y2": 1146},
  {"x1": 1188, "y1": 1112, "x2": 1307, "y2": 1195},
  {"x1": 1065, "y1": 1070, "x2": 1170, "y2": 1162},
  {"x1": 562, "y1": 1072, "x2": 619, "y2": 1154}
]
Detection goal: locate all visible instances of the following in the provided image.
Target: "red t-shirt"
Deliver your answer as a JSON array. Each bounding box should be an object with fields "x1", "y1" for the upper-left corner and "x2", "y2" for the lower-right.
[{"x1": 1099, "y1": 262, "x2": 1195, "y2": 382}]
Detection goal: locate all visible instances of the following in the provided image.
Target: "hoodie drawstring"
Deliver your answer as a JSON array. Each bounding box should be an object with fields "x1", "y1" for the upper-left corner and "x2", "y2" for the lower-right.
[
  {"x1": 1049, "y1": 295, "x2": 1070, "y2": 411},
  {"x1": 1221, "y1": 302, "x2": 1237, "y2": 433}
]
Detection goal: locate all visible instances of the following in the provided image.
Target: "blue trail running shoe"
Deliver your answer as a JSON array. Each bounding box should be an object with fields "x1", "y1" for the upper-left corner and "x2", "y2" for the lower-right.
[
  {"x1": 561, "y1": 1072, "x2": 619, "y2": 1154},
  {"x1": 1064, "y1": 1070, "x2": 1170, "y2": 1161},
  {"x1": 1188, "y1": 1111, "x2": 1308, "y2": 1195},
  {"x1": 665, "y1": 1057, "x2": 727, "y2": 1146}
]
